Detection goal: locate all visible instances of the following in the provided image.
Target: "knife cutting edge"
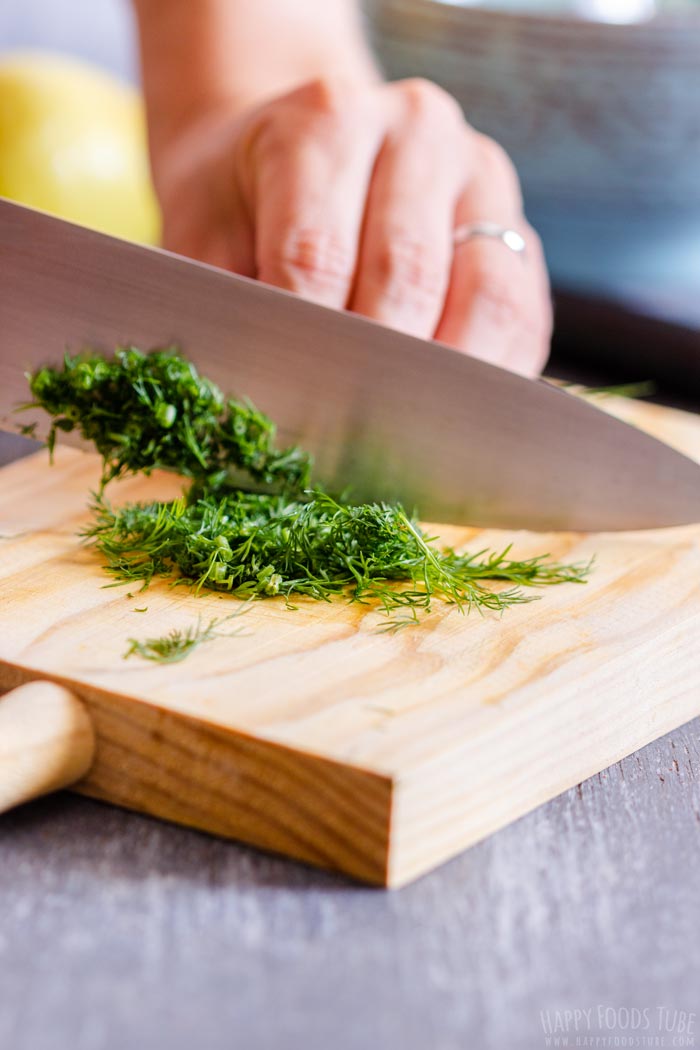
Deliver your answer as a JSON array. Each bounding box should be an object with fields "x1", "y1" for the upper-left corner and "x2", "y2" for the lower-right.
[{"x1": 1, "y1": 197, "x2": 699, "y2": 531}]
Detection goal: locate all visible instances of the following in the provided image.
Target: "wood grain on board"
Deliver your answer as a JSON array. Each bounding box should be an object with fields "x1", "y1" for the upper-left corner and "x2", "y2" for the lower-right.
[{"x1": 1, "y1": 396, "x2": 699, "y2": 885}]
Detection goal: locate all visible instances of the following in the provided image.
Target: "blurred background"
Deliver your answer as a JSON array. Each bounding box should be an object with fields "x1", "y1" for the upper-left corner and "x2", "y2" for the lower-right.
[
  {"x1": 367, "y1": 0, "x2": 700, "y2": 395},
  {"x1": 1, "y1": 0, "x2": 698, "y2": 395}
]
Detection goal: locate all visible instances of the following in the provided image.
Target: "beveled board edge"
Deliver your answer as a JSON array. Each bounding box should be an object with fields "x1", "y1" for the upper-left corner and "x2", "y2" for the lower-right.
[
  {"x1": 387, "y1": 613, "x2": 700, "y2": 887},
  {"x1": 0, "y1": 663, "x2": 394, "y2": 886}
]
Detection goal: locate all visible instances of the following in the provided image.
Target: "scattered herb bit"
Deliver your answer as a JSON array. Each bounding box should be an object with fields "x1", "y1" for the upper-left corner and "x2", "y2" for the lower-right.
[
  {"x1": 375, "y1": 608, "x2": 422, "y2": 634},
  {"x1": 133, "y1": 606, "x2": 148, "y2": 613},
  {"x1": 562, "y1": 380, "x2": 656, "y2": 401},
  {"x1": 25, "y1": 348, "x2": 590, "y2": 629},
  {"x1": 124, "y1": 611, "x2": 248, "y2": 664}
]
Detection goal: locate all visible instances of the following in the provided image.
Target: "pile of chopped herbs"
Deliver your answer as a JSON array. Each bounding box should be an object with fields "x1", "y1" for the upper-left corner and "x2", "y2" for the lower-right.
[{"x1": 24, "y1": 347, "x2": 590, "y2": 625}]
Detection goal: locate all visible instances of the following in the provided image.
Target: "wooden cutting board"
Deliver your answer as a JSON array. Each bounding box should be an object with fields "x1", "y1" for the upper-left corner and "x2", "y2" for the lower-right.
[{"x1": 2, "y1": 396, "x2": 700, "y2": 886}]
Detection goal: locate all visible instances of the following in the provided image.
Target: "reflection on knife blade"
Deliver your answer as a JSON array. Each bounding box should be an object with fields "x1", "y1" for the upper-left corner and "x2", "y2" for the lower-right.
[{"x1": 2, "y1": 199, "x2": 700, "y2": 529}]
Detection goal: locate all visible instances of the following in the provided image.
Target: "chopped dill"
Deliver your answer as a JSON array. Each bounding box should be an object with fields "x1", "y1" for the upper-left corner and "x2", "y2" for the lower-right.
[
  {"x1": 374, "y1": 608, "x2": 422, "y2": 634},
  {"x1": 25, "y1": 347, "x2": 591, "y2": 633},
  {"x1": 124, "y1": 611, "x2": 248, "y2": 664},
  {"x1": 561, "y1": 380, "x2": 656, "y2": 401},
  {"x1": 24, "y1": 346, "x2": 311, "y2": 493},
  {"x1": 83, "y1": 491, "x2": 589, "y2": 615}
]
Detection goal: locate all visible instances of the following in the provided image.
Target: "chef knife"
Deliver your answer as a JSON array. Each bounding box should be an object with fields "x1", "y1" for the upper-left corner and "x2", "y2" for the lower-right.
[{"x1": 1, "y1": 197, "x2": 699, "y2": 530}]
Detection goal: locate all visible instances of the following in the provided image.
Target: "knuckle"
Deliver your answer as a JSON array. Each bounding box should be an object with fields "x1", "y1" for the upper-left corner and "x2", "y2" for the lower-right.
[
  {"x1": 372, "y1": 234, "x2": 447, "y2": 302},
  {"x1": 473, "y1": 258, "x2": 526, "y2": 330},
  {"x1": 475, "y1": 262, "x2": 551, "y2": 349},
  {"x1": 468, "y1": 230, "x2": 552, "y2": 370},
  {"x1": 476, "y1": 134, "x2": 515, "y2": 177},
  {"x1": 261, "y1": 226, "x2": 355, "y2": 293},
  {"x1": 399, "y1": 78, "x2": 464, "y2": 126},
  {"x1": 475, "y1": 134, "x2": 523, "y2": 205},
  {"x1": 252, "y1": 77, "x2": 360, "y2": 154},
  {"x1": 295, "y1": 76, "x2": 357, "y2": 120},
  {"x1": 244, "y1": 109, "x2": 287, "y2": 162}
]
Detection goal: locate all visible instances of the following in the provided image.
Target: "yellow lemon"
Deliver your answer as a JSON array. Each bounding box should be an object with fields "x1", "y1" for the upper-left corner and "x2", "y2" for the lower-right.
[{"x1": 0, "y1": 51, "x2": 160, "y2": 243}]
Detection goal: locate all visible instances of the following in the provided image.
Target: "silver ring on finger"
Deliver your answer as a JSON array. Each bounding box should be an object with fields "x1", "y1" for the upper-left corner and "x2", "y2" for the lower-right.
[{"x1": 453, "y1": 221, "x2": 527, "y2": 260}]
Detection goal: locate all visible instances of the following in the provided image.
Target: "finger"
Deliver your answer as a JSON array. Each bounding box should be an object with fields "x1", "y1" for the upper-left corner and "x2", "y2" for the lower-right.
[
  {"x1": 350, "y1": 79, "x2": 467, "y2": 339},
  {"x1": 205, "y1": 188, "x2": 256, "y2": 278},
  {"x1": 159, "y1": 118, "x2": 257, "y2": 278},
  {"x1": 434, "y1": 135, "x2": 552, "y2": 377},
  {"x1": 165, "y1": 192, "x2": 255, "y2": 277},
  {"x1": 246, "y1": 80, "x2": 385, "y2": 309}
]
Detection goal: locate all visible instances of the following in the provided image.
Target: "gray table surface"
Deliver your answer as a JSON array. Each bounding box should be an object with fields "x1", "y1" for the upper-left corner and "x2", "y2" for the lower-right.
[
  {"x1": 2, "y1": 4, "x2": 700, "y2": 1049},
  {"x1": 2, "y1": 672, "x2": 700, "y2": 1050},
  {"x1": 3, "y1": 417, "x2": 700, "y2": 1050}
]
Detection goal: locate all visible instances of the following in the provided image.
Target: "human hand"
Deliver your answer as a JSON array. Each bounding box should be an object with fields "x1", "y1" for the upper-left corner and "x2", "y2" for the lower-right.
[{"x1": 152, "y1": 77, "x2": 551, "y2": 376}]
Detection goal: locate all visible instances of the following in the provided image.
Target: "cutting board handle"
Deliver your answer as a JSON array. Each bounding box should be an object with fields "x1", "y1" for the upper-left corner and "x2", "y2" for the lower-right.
[{"x1": 0, "y1": 682, "x2": 95, "y2": 814}]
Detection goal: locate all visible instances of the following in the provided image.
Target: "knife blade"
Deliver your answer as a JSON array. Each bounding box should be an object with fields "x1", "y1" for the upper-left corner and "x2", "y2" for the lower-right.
[{"x1": 1, "y1": 197, "x2": 699, "y2": 530}]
